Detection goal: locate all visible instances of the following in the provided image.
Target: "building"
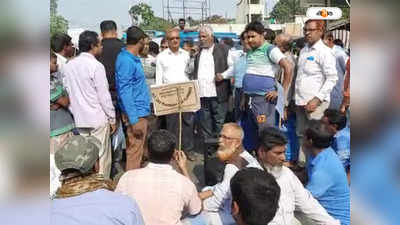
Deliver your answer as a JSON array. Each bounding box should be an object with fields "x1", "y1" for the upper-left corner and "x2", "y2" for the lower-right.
[{"x1": 236, "y1": 0, "x2": 266, "y2": 24}]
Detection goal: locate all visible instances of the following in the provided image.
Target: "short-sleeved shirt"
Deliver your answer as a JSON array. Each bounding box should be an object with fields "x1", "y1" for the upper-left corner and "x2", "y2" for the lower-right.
[
  {"x1": 50, "y1": 74, "x2": 74, "y2": 137},
  {"x1": 307, "y1": 147, "x2": 350, "y2": 225},
  {"x1": 115, "y1": 163, "x2": 201, "y2": 225},
  {"x1": 243, "y1": 42, "x2": 285, "y2": 95},
  {"x1": 51, "y1": 189, "x2": 145, "y2": 225}
]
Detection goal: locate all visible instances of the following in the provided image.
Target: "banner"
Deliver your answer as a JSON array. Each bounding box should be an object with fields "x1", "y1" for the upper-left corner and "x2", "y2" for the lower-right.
[{"x1": 150, "y1": 80, "x2": 201, "y2": 116}]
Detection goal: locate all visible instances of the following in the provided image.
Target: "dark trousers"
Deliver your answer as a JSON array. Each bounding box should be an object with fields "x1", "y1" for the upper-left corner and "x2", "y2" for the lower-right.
[
  {"x1": 166, "y1": 112, "x2": 194, "y2": 151},
  {"x1": 198, "y1": 97, "x2": 228, "y2": 139},
  {"x1": 234, "y1": 88, "x2": 244, "y2": 122}
]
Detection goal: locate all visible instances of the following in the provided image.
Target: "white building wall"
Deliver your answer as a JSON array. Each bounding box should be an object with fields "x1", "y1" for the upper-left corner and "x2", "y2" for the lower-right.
[{"x1": 236, "y1": 0, "x2": 266, "y2": 24}]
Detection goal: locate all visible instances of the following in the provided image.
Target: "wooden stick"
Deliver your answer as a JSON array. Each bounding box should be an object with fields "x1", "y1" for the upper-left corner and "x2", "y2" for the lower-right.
[{"x1": 177, "y1": 87, "x2": 183, "y2": 151}]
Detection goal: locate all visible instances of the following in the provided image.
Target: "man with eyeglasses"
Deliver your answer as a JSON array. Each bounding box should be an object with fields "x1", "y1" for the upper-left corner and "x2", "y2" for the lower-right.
[
  {"x1": 160, "y1": 38, "x2": 168, "y2": 52},
  {"x1": 295, "y1": 19, "x2": 338, "y2": 167},
  {"x1": 197, "y1": 123, "x2": 258, "y2": 225},
  {"x1": 155, "y1": 28, "x2": 196, "y2": 160}
]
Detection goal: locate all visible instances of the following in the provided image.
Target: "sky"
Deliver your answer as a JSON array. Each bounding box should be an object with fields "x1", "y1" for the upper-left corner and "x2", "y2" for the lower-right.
[{"x1": 58, "y1": 0, "x2": 241, "y2": 32}]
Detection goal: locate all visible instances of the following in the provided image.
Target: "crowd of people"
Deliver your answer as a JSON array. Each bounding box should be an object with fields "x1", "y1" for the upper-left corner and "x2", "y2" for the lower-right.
[{"x1": 50, "y1": 17, "x2": 350, "y2": 225}]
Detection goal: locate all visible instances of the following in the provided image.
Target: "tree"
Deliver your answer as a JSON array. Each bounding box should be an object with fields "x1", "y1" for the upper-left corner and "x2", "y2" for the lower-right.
[
  {"x1": 270, "y1": 0, "x2": 306, "y2": 24},
  {"x1": 141, "y1": 17, "x2": 175, "y2": 31},
  {"x1": 129, "y1": 3, "x2": 174, "y2": 31},
  {"x1": 50, "y1": 0, "x2": 68, "y2": 36},
  {"x1": 129, "y1": 3, "x2": 155, "y2": 26}
]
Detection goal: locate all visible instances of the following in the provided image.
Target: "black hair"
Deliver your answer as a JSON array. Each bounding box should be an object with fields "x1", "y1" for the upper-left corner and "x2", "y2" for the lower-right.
[
  {"x1": 126, "y1": 26, "x2": 147, "y2": 45},
  {"x1": 258, "y1": 127, "x2": 288, "y2": 152},
  {"x1": 100, "y1": 20, "x2": 117, "y2": 33},
  {"x1": 230, "y1": 168, "x2": 281, "y2": 225},
  {"x1": 240, "y1": 31, "x2": 247, "y2": 40},
  {"x1": 324, "y1": 109, "x2": 347, "y2": 131},
  {"x1": 179, "y1": 18, "x2": 185, "y2": 23},
  {"x1": 149, "y1": 41, "x2": 159, "y2": 55},
  {"x1": 323, "y1": 31, "x2": 334, "y2": 40},
  {"x1": 305, "y1": 120, "x2": 334, "y2": 149},
  {"x1": 50, "y1": 33, "x2": 72, "y2": 53},
  {"x1": 245, "y1": 20, "x2": 265, "y2": 35},
  {"x1": 148, "y1": 130, "x2": 176, "y2": 164},
  {"x1": 183, "y1": 40, "x2": 194, "y2": 48},
  {"x1": 264, "y1": 28, "x2": 276, "y2": 43},
  {"x1": 222, "y1": 37, "x2": 234, "y2": 48},
  {"x1": 333, "y1": 39, "x2": 344, "y2": 48},
  {"x1": 160, "y1": 38, "x2": 167, "y2": 45},
  {"x1": 78, "y1": 30, "x2": 99, "y2": 53}
]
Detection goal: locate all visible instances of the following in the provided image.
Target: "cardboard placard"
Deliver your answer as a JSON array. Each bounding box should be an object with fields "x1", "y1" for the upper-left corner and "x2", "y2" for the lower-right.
[{"x1": 150, "y1": 81, "x2": 201, "y2": 116}]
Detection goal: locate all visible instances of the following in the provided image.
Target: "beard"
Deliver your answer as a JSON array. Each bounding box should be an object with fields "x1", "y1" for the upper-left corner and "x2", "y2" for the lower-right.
[
  {"x1": 263, "y1": 163, "x2": 283, "y2": 178},
  {"x1": 216, "y1": 145, "x2": 236, "y2": 162}
]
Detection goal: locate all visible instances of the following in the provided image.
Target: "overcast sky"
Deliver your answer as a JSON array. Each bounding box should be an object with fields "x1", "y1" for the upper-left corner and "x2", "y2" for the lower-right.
[{"x1": 58, "y1": 0, "x2": 242, "y2": 31}]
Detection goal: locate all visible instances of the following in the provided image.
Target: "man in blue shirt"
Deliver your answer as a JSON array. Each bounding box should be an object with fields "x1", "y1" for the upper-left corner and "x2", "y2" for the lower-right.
[
  {"x1": 115, "y1": 26, "x2": 151, "y2": 171},
  {"x1": 303, "y1": 120, "x2": 350, "y2": 225},
  {"x1": 51, "y1": 135, "x2": 144, "y2": 225},
  {"x1": 321, "y1": 109, "x2": 350, "y2": 183}
]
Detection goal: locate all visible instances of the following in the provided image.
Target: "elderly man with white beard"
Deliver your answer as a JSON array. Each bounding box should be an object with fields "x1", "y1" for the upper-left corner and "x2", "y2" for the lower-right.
[
  {"x1": 252, "y1": 127, "x2": 340, "y2": 225},
  {"x1": 196, "y1": 123, "x2": 257, "y2": 225}
]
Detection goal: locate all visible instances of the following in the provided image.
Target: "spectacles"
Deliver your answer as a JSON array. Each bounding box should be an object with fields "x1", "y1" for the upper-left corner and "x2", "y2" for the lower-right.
[
  {"x1": 169, "y1": 37, "x2": 180, "y2": 41},
  {"x1": 219, "y1": 134, "x2": 240, "y2": 140},
  {"x1": 303, "y1": 28, "x2": 319, "y2": 33}
]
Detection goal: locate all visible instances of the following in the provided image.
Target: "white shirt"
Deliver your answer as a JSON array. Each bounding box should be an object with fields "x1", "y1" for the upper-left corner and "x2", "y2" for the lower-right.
[
  {"x1": 203, "y1": 151, "x2": 257, "y2": 212},
  {"x1": 156, "y1": 48, "x2": 190, "y2": 85},
  {"x1": 250, "y1": 161, "x2": 340, "y2": 225},
  {"x1": 197, "y1": 45, "x2": 217, "y2": 97},
  {"x1": 295, "y1": 39, "x2": 338, "y2": 105},
  {"x1": 55, "y1": 52, "x2": 68, "y2": 84},
  {"x1": 221, "y1": 49, "x2": 243, "y2": 79}
]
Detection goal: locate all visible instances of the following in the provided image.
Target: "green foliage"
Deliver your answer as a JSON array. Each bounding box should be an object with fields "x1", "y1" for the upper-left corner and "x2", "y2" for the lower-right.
[
  {"x1": 270, "y1": 0, "x2": 306, "y2": 24},
  {"x1": 129, "y1": 3, "x2": 174, "y2": 31},
  {"x1": 50, "y1": 0, "x2": 68, "y2": 36},
  {"x1": 140, "y1": 17, "x2": 175, "y2": 31},
  {"x1": 129, "y1": 3, "x2": 155, "y2": 26},
  {"x1": 50, "y1": 15, "x2": 68, "y2": 36}
]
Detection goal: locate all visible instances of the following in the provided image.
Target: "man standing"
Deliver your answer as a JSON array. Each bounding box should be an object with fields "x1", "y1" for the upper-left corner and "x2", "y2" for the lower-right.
[
  {"x1": 50, "y1": 33, "x2": 74, "y2": 72},
  {"x1": 230, "y1": 168, "x2": 281, "y2": 225},
  {"x1": 51, "y1": 135, "x2": 144, "y2": 225},
  {"x1": 115, "y1": 26, "x2": 151, "y2": 170},
  {"x1": 98, "y1": 20, "x2": 125, "y2": 178},
  {"x1": 156, "y1": 28, "x2": 195, "y2": 159},
  {"x1": 199, "y1": 123, "x2": 257, "y2": 225},
  {"x1": 303, "y1": 120, "x2": 350, "y2": 225},
  {"x1": 295, "y1": 20, "x2": 338, "y2": 166},
  {"x1": 98, "y1": 20, "x2": 125, "y2": 109},
  {"x1": 242, "y1": 21, "x2": 293, "y2": 130},
  {"x1": 63, "y1": 30, "x2": 116, "y2": 179},
  {"x1": 194, "y1": 25, "x2": 230, "y2": 140},
  {"x1": 323, "y1": 32, "x2": 348, "y2": 110},
  {"x1": 253, "y1": 127, "x2": 340, "y2": 225},
  {"x1": 115, "y1": 130, "x2": 201, "y2": 225},
  {"x1": 220, "y1": 31, "x2": 250, "y2": 121}
]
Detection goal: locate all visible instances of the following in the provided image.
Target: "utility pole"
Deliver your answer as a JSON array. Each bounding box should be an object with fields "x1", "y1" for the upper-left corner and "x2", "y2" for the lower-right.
[{"x1": 183, "y1": 0, "x2": 186, "y2": 19}]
